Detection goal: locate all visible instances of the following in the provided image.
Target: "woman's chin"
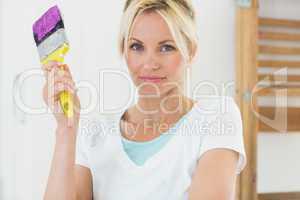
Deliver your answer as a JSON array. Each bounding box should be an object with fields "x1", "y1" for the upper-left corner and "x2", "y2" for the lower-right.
[{"x1": 138, "y1": 89, "x2": 164, "y2": 96}]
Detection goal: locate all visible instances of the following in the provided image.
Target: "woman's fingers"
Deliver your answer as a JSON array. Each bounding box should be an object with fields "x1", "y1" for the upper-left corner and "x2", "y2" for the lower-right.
[
  {"x1": 42, "y1": 61, "x2": 59, "y2": 77},
  {"x1": 42, "y1": 61, "x2": 79, "y2": 114},
  {"x1": 48, "y1": 80, "x2": 76, "y2": 100},
  {"x1": 45, "y1": 84, "x2": 75, "y2": 115},
  {"x1": 42, "y1": 61, "x2": 73, "y2": 80},
  {"x1": 43, "y1": 63, "x2": 77, "y2": 106},
  {"x1": 48, "y1": 69, "x2": 74, "y2": 86},
  {"x1": 42, "y1": 60, "x2": 58, "y2": 70},
  {"x1": 60, "y1": 64, "x2": 72, "y2": 75},
  {"x1": 46, "y1": 66, "x2": 75, "y2": 96},
  {"x1": 44, "y1": 79, "x2": 75, "y2": 101}
]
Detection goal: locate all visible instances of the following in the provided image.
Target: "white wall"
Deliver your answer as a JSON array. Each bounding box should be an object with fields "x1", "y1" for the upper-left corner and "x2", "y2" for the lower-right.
[
  {"x1": 0, "y1": 1, "x2": 15, "y2": 199},
  {"x1": 257, "y1": 0, "x2": 300, "y2": 193},
  {"x1": 193, "y1": 0, "x2": 236, "y2": 96}
]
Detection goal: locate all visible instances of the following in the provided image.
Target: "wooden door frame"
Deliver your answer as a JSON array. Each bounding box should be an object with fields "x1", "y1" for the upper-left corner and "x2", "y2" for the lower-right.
[{"x1": 235, "y1": 0, "x2": 259, "y2": 200}]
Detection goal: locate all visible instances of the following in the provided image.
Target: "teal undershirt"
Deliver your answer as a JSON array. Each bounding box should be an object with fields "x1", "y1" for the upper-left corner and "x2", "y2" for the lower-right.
[
  {"x1": 121, "y1": 110, "x2": 193, "y2": 166},
  {"x1": 121, "y1": 131, "x2": 174, "y2": 166}
]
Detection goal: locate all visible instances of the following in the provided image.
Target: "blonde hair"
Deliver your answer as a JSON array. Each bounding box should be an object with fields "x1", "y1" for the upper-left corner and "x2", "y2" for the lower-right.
[{"x1": 118, "y1": 0, "x2": 199, "y2": 64}]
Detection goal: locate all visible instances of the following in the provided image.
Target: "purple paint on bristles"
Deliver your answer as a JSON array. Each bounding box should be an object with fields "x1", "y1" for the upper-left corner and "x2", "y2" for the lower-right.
[{"x1": 33, "y1": 5, "x2": 62, "y2": 41}]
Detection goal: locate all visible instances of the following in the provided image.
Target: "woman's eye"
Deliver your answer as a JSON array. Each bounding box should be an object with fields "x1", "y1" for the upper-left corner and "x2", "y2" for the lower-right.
[
  {"x1": 129, "y1": 43, "x2": 144, "y2": 51},
  {"x1": 160, "y1": 44, "x2": 176, "y2": 52}
]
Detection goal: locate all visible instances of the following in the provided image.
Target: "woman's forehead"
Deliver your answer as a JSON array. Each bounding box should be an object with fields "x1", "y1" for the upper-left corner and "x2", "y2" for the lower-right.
[{"x1": 130, "y1": 11, "x2": 174, "y2": 42}]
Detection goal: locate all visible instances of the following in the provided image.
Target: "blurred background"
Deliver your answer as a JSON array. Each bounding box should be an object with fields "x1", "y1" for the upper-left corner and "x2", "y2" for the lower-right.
[{"x1": 0, "y1": 0, "x2": 299, "y2": 199}]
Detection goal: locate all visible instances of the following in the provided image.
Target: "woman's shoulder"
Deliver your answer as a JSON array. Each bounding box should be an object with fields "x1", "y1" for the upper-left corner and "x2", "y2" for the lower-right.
[
  {"x1": 192, "y1": 96, "x2": 240, "y2": 118},
  {"x1": 186, "y1": 96, "x2": 242, "y2": 138},
  {"x1": 192, "y1": 96, "x2": 246, "y2": 174}
]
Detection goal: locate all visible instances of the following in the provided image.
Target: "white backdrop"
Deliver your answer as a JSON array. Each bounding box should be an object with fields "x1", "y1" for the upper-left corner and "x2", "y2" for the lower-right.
[{"x1": 0, "y1": 0, "x2": 298, "y2": 199}]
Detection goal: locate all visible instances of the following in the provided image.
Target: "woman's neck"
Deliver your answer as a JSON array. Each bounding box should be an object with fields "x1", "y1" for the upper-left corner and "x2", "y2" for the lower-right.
[
  {"x1": 120, "y1": 88, "x2": 196, "y2": 141},
  {"x1": 129, "y1": 89, "x2": 195, "y2": 127}
]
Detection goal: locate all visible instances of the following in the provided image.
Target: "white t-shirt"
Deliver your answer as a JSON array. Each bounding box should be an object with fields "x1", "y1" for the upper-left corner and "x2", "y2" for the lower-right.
[{"x1": 75, "y1": 96, "x2": 247, "y2": 200}]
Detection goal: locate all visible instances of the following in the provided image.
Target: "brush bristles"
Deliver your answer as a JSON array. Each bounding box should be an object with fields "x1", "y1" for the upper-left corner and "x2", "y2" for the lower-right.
[
  {"x1": 32, "y1": 5, "x2": 63, "y2": 44},
  {"x1": 32, "y1": 5, "x2": 69, "y2": 63}
]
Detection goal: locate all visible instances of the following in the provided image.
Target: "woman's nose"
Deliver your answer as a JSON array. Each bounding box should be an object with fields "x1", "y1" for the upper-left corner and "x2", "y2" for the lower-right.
[{"x1": 143, "y1": 53, "x2": 160, "y2": 70}]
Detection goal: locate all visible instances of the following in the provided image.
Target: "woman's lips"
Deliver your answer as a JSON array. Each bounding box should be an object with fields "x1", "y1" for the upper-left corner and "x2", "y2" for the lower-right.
[{"x1": 139, "y1": 76, "x2": 166, "y2": 83}]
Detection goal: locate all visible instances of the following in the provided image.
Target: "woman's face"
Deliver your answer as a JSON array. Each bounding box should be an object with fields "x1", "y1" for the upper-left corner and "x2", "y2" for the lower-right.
[{"x1": 125, "y1": 11, "x2": 186, "y2": 97}]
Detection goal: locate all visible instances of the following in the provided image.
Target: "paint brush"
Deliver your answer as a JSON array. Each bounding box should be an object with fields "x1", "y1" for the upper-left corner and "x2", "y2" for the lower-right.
[{"x1": 32, "y1": 5, "x2": 73, "y2": 118}]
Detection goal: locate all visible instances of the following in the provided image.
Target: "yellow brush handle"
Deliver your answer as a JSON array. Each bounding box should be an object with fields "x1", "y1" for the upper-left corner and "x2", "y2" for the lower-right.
[
  {"x1": 59, "y1": 90, "x2": 74, "y2": 118},
  {"x1": 41, "y1": 44, "x2": 74, "y2": 118}
]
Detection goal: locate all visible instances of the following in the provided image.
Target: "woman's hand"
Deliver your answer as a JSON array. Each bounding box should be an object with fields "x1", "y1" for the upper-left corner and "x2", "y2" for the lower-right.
[{"x1": 42, "y1": 61, "x2": 81, "y2": 131}]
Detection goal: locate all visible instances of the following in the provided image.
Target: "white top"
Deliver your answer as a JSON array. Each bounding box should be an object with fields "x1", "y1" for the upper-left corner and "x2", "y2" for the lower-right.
[{"x1": 75, "y1": 96, "x2": 247, "y2": 200}]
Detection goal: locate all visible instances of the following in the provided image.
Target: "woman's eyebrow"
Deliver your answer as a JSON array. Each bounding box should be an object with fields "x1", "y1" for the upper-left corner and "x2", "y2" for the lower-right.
[
  {"x1": 159, "y1": 39, "x2": 175, "y2": 44},
  {"x1": 129, "y1": 37, "x2": 143, "y2": 43},
  {"x1": 129, "y1": 38, "x2": 175, "y2": 45}
]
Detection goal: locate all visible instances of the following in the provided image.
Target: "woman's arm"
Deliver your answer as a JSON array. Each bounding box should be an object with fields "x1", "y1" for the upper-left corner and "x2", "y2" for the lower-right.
[
  {"x1": 188, "y1": 148, "x2": 239, "y2": 200},
  {"x1": 43, "y1": 128, "x2": 93, "y2": 200},
  {"x1": 42, "y1": 62, "x2": 93, "y2": 200}
]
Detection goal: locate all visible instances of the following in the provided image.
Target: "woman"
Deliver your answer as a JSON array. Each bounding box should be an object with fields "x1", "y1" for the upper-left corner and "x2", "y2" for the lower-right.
[{"x1": 42, "y1": 0, "x2": 247, "y2": 199}]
